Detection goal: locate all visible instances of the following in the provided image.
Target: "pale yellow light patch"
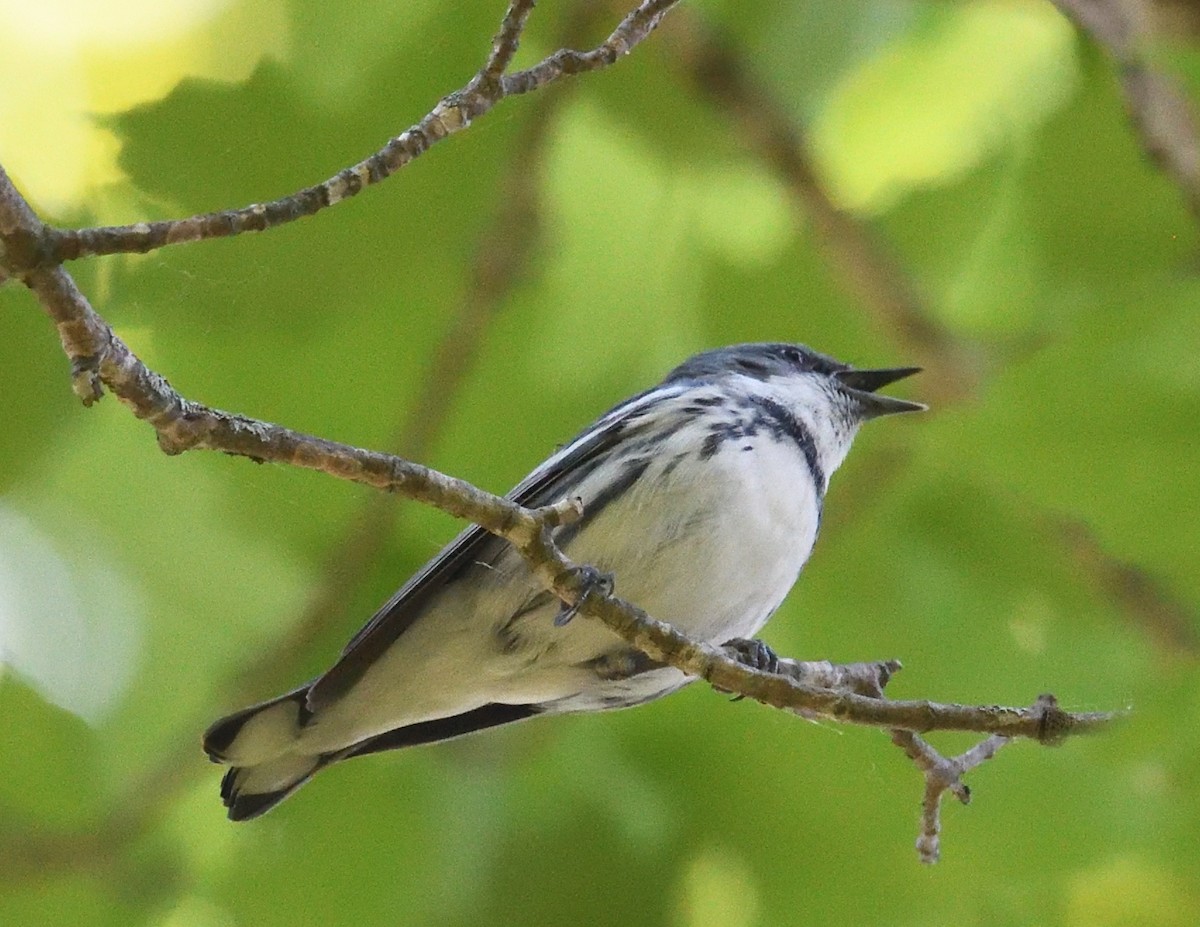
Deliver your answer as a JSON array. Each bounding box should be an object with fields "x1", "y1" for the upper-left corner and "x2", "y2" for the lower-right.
[
  {"x1": 811, "y1": 0, "x2": 1078, "y2": 213},
  {"x1": 1007, "y1": 615, "x2": 1046, "y2": 655},
  {"x1": 674, "y1": 847, "x2": 761, "y2": 927},
  {"x1": 2, "y1": 0, "x2": 231, "y2": 49},
  {"x1": 1065, "y1": 857, "x2": 1199, "y2": 927},
  {"x1": 0, "y1": 0, "x2": 287, "y2": 216}
]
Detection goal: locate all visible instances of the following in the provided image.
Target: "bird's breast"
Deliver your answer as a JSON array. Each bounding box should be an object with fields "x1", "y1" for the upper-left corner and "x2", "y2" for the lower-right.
[{"x1": 562, "y1": 434, "x2": 822, "y2": 647}]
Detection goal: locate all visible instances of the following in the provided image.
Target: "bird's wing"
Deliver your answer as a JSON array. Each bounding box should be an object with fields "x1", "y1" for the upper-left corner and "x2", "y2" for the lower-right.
[{"x1": 305, "y1": 384, "x2": 675, "y2": 711}]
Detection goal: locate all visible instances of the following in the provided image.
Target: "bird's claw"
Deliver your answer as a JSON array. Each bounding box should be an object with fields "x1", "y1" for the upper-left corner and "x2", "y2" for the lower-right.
[
  {"x1": 724, "y1": 637, "x2": 781, "y2": 674},
  {"x1": 555, "y1": 565, "x2": 615, "y2": 626},
  {"x1": 721, "y1": 638, "x2": 780, "y2": 700}
]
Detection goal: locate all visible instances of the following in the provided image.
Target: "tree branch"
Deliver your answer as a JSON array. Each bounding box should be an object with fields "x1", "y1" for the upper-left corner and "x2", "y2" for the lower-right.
[
  {"x1": 890, "y1": 728, "x2": 1013, "y2": 864},
  {"x1": 242, "y1": 89, "x2": 557, "y2": 695},
  {"x1": 1051, "y1": 0, "x2": 1200, "y2": 224},
  {"x1": 1053, "y1": 514, "x2": 1200, "y2": 660},
  {"x1": 500, "y1": 0, "x2": 675, "y2": 94},
  {"x1": 575, "y1": 584, "x2": 1114, "y2": 739}
]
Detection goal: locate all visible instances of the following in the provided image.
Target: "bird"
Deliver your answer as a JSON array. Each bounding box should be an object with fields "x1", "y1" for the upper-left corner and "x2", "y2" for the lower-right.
[{"x1": 203, "y1": 342, "x2": 924, "y2": 819}]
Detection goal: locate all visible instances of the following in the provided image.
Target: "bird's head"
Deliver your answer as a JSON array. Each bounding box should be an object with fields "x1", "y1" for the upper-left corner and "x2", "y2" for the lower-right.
[{"x1": 665, "y1": 342, "x2": 925, "y2": 478}]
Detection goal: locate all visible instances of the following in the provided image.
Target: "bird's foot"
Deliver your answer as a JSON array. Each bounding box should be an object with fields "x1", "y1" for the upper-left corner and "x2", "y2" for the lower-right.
[
  {"x1": 555, "y1": 565, "x2": 615, "y2": 627},
  {"x1": 724, "y1": 637, "x2": 781, "y2": 674},
  {"x1": 720, "y1": 638, "x2": 780, "y2": 700}
]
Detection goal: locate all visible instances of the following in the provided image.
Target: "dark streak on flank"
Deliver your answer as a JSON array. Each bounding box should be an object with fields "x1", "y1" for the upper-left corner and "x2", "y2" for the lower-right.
[
  {"x1": 344, "y1": 703, "x2": 542, "y2": 757},
  {"x1": 698, "y1": 411, "x2": 756, "y2": 460},
  {"x1": 554, "y1": 455, "x2": 652, "y2": 549},
  {"x1": 658, "y1": 453, "x2": 686, "y2": 480}
]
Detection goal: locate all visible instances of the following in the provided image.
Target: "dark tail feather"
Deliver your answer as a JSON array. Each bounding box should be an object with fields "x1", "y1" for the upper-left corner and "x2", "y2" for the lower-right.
[
  {"x1": 207, "y1": 700, "x2": 539, "y2": 820},
  {"x1": 204, "y1": 687, "x2": 318, "y2": 821},
  {"x1": 220, "y1": 760, "x2": 326, "y2": 821},
  {"x1": 346, "y1": 703, "x2": 541, "y2": 759}
]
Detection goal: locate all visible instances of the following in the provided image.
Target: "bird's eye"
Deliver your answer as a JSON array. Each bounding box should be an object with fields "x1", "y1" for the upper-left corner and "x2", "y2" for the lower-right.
[{"x1": 784, "y1": 347, "x2": 802, "y2": 364}]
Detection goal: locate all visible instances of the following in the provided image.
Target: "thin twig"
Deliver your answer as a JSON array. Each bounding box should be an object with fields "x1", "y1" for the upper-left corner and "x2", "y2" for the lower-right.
[
  {"x1": 890, "y1": 728, "x2": 1012, "y2": 864},
  {"x1": 584, "y1": 585, "x2": 1116, "y2": 740},
  {"x1": 483, "y1": 0, "x2": 538, "y2": 79},
  {"x1": 3, "y1": 0, "x2": 680, "y2": 268},
  {"x1": 501, "y1": 0, "x2": 676, "y2": 94}
]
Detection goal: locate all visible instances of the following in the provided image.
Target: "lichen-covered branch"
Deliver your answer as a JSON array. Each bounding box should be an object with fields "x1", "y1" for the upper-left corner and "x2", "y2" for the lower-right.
[
  {"x1": 500, "y1": 0, "x2": 675, "y2": 94},
  {"x1": 567, "y1": 583, "x2": 1114, "y2": 740}
]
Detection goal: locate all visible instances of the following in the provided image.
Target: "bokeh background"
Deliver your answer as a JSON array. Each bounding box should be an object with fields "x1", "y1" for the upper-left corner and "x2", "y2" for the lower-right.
[{"x1": 2, "y1": 0, "x2": 1199, "y2": 924}]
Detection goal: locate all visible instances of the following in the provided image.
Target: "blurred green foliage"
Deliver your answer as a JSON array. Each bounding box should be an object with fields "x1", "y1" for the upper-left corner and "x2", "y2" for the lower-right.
[{"x1": 2, "y1": 1, "x2": 1198, "y2": 925}]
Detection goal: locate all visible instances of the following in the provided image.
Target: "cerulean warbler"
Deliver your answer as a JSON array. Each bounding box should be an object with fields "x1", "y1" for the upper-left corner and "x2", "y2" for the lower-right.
[{"x1": 204, "y1": 342, "x2": 923, "y2": 819}]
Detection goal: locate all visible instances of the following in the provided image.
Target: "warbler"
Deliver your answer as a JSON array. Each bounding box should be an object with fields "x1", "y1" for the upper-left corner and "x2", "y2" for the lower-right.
[{"x1": 204, "y1": 342, "x2": 923, "y2": 819}]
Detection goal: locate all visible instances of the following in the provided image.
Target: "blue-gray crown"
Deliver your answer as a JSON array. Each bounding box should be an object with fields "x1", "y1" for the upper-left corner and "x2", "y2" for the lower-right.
[
  {"x1": 663, "y1": 342, "x2": 925, "y2": 417},
  {"x1": 662, "y1": 343, "x2": 846, "y2": 385}
]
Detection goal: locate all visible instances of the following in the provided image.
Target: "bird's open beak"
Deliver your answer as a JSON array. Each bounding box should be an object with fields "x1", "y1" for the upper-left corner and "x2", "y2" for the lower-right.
[{"x1": 834, "y1": 367, "x2": 926, "y2": 417}]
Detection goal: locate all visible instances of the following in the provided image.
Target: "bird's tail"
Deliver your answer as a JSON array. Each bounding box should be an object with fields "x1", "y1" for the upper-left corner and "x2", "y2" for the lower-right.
[
  {"x1": 202, "y1": 687, "x2": 326, "y2": 821},
  {"x1": 204, "y1": 692, "x2": 544, "y2": 820}
]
